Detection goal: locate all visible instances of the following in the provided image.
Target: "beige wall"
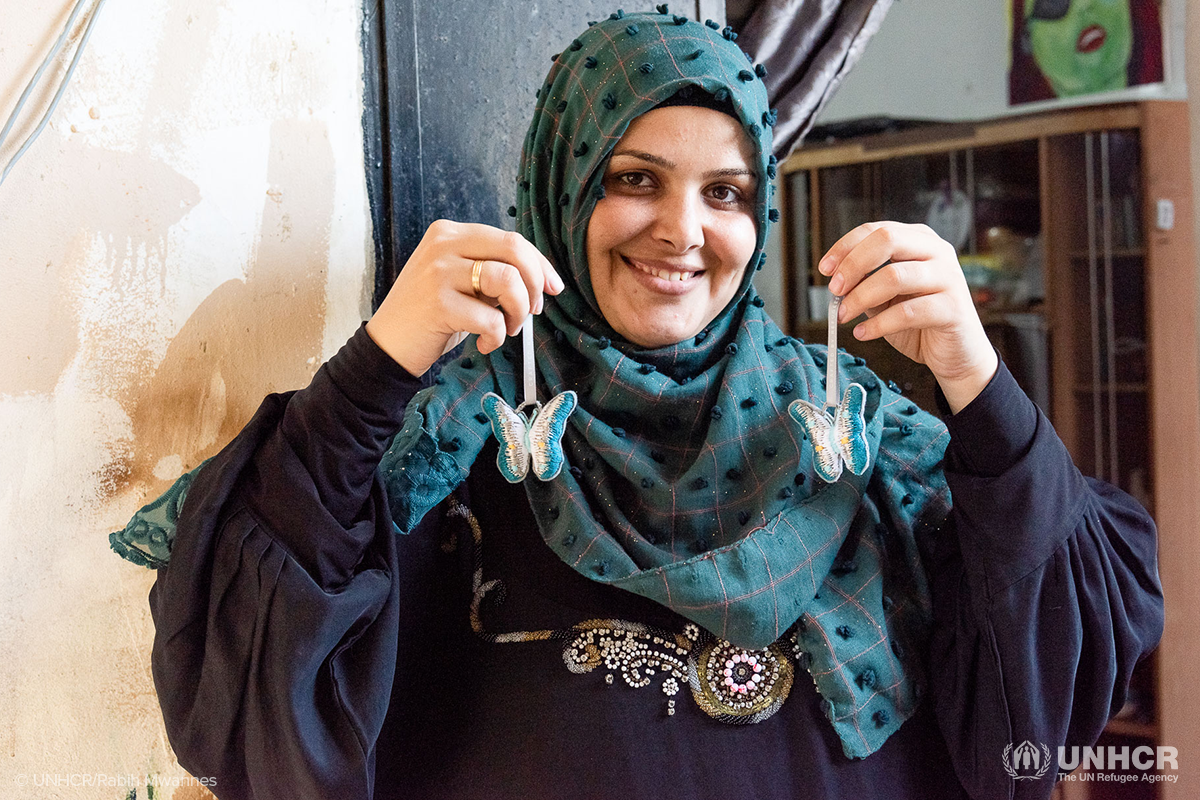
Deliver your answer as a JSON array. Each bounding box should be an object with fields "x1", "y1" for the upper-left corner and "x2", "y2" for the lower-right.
[{"x1": 0, "y1": 0, "x2": 370, "y2": 795}]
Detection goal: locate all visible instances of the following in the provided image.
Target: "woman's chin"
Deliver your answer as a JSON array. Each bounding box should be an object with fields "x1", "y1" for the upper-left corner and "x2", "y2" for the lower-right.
[{"x1": 611, "y1": 315, "x2": 702, "y2": 349}]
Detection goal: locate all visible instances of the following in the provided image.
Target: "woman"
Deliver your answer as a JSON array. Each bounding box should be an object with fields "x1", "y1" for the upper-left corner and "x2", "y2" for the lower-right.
[{"x1": 138, "y1": 9, "x2": 1162, "y2": 800}]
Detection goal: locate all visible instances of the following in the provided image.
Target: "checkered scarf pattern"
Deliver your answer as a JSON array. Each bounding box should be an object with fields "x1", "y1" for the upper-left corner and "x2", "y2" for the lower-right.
[{"x1": 379, "y1": 8, "x2": 954, "y2": 758}]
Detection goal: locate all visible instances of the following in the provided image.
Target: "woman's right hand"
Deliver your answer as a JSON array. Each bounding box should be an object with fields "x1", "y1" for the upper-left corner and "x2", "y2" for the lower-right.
[{"x1": 365, "y1": 220, "x2": 564, "y2": 377}]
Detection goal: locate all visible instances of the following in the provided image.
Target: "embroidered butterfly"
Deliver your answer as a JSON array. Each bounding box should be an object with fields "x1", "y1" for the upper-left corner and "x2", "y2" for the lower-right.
[
  {"x1": 787, "y1": 383, "x2": 870, "y2": 483},
  {"x1": 481, "y1": 391, "x2": 578, "y2": 483}
]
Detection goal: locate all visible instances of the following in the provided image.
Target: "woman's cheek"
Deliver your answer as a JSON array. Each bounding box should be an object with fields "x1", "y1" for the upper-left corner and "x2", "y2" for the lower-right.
[{"x1": 718, "y1": 215, "x2": 758, "y2": 278}]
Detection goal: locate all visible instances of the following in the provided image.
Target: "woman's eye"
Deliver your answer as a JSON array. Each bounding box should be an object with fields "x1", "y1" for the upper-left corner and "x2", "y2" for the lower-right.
[
  {"x1": 615, "y1": 172, "x2": 652, "y2": 188},
  {"x1": 708, "y1": 184, "x2": 744, "y2": 204}
]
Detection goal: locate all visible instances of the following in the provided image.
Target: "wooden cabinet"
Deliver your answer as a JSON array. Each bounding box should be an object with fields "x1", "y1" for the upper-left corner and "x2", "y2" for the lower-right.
[{"x1": 777, "y1": 102, "x2": 1199, "y2": 800}]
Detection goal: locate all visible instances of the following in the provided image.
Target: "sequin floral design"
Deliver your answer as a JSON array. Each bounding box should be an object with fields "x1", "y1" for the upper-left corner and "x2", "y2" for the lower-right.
[
  {"x1": 450, "y1": 497, "x2": 802, "y2": 724},
  {"x1": 563, "y1": 620, "x2": 692, "y2": 716},
  {"x1": 556, "y1": 615, "x2": 798, "y2": 722}
]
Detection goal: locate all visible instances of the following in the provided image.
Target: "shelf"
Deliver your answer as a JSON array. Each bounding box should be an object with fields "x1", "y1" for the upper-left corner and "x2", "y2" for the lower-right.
[
  {"x1": 977, "y1": 186, "x2": 1040, "y2": 202},
  {"x1": 779, "y1": 104, "x2": 1143, "y2": 173}
]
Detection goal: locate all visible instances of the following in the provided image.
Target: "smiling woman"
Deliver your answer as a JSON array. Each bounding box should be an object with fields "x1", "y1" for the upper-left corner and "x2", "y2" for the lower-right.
[{"x1": 125, "y1": 7, "x2": 1163, "y2": 800}]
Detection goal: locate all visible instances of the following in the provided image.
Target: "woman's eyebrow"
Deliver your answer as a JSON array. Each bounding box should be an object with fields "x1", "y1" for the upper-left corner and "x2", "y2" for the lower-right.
[
  {"x1": 610, "y1": 150, "x2": 756, "y2": 180},
  {"x1": 707, "y1": 167, "x2": 757, "y2": 180},
  {"x1": 611, "y1": 149, "x2": 674, "y2": 168}
]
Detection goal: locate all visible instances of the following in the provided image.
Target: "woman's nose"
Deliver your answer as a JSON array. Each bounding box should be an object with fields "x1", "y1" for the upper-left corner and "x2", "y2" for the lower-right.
[{"x1": 651, "y1": 189, "x2": 705, "y2": 252}]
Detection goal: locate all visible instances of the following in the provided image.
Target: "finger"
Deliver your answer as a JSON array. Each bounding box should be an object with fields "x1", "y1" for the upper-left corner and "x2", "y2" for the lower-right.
[
  {"x1": 824, "y1": 223, "x2": 952, "y2": 298},
  {"x1": 446, "y1": 299, "x2": 509, "y2": 354},
  {"x1": 474, "y1": 259, "x2": 532, "y2": 335},
  {"x1": 851, "y1": 294, "x2": 951, "y2": 341},
  {"x1": 818, "y1": 221, "x2": 884, "y2": 277},
  {"x1": 453, "y1": 222, "x2": 564, "y2": 306},
  {"x1": 837, "y1": 260, "x2": 948, "y2": 323}
]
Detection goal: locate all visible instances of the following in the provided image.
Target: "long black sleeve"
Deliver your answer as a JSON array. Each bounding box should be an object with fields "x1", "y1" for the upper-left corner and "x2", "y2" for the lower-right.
[
  {"x1": 148, "y1": 325, "x2": 422, "y2": 800},
  {"x1": 928, "y1": 359, "x2": 1164, "y2": 799}
]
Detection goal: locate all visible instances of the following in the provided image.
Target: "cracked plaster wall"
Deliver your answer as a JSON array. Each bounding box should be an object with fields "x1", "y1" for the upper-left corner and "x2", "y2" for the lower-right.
[{"x1": 0, "y1": 0, "x2": 371, "y2": 794}]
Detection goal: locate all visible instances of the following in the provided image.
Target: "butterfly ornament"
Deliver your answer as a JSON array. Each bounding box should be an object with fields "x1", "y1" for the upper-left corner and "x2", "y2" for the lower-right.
[
  {"x1": 481, "y1": 316, "x2": 578, "y2": 483},
  {"x1": 787, "y1": 294, "x2": 871, "y2": 483}
]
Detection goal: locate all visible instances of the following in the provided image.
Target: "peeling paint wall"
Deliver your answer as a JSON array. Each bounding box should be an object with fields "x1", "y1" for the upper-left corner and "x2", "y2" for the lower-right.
[{"x1": 0, "y1": 0, "x2": 370, "y2": 794}]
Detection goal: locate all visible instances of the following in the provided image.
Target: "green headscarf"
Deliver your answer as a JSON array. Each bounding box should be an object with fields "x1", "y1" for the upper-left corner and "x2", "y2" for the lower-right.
[{"x1": 114, "y1": 7, "x2": 953, "y2": 759}]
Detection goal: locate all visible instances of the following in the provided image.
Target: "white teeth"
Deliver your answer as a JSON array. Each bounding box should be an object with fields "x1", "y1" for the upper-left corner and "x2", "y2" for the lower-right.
[
  {"x1": 650, "y1": 267, "x2": 691, "y2": 281},
  {"x1": 627, "y1": 257, "x2": 693, "y2": 282}
]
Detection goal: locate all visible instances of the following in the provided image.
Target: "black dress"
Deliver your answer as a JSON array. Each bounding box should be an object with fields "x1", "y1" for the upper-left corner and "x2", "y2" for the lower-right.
[{"x1": 148, "y1": 326, "x2": 1163, "y2": 800}]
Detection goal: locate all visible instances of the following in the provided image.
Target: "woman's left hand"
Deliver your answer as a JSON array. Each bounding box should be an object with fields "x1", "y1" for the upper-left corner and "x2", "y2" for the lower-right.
[{"x1": 819, "y1": 221, "x2": 998, "y2": 414}]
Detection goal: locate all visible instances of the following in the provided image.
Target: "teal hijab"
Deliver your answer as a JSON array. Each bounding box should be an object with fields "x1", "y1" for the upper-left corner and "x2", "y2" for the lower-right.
[{"x1": 113, "y1": 7, "x2": 953, "y2": 759}]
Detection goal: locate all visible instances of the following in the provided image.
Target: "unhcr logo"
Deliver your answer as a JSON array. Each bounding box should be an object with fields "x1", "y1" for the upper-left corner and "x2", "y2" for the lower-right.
[
  {"x1": 1002, "y1": 741, "x2": 1182, "y2": 785},
  {"x1": 1003, "y1": 741, "x2": 1052, "y2": 780}
]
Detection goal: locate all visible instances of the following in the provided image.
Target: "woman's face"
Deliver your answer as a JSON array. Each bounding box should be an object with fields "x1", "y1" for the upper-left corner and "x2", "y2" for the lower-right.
[{"x1": 585, "y1": 105, "x2": 758, "y2": 349}]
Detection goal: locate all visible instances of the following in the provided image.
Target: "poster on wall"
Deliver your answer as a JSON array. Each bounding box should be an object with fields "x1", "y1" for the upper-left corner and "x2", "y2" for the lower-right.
[{"x1": 1009, "y1": 0, "x2": 1164, "y2": 104}]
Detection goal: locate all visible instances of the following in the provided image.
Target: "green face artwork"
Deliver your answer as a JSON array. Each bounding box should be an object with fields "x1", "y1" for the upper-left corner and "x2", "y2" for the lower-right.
[{"x1": 1025, "y1": 0, "x2": 1133, "y2": 97}]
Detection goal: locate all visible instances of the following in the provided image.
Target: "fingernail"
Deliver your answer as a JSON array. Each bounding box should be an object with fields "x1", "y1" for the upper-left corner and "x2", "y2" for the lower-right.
[
  {"x1": 853, "y1": 323, "x2": 865, "y2": 339},
  {"x1": 828, "y1": 273, "x2": 844, "y2": 295},
  {"x1": 837, "y1": 303, "x2": 847, "y2": 323},
  {"x1": 818, "y1": 257, "x2": 833, "y2": 275},
  {"x1": 535, "y1": 295, "x2": 544, "y2": 314}
]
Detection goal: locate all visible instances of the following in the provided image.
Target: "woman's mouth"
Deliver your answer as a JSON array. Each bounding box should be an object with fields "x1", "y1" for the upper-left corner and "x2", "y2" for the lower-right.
[
  {"x1": 623, "y1": 255, "x2": 699, "y2": 282},
  {"x1": 1077, "y1": 24, "x2": 1106, "y2": 53}
]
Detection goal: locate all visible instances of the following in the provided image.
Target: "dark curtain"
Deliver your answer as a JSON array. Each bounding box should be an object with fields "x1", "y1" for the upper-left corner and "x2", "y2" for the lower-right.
[{"x1": 735, "y1": 0, "x2": 894, "y2": 158}]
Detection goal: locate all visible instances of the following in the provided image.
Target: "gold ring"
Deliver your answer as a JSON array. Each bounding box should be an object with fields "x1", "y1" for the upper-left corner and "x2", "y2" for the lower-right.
[{"x1": 471, "y1": 259, "x2": 485, "y2": 297}]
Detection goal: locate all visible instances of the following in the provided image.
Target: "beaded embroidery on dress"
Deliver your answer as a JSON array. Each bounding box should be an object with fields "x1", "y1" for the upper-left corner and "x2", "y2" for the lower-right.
[{"x1": 449, "y1": 495, "x2": 804, "y2": 724}]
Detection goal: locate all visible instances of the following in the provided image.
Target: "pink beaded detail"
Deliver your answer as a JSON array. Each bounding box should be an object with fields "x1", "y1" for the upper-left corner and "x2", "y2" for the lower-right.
[{"x1": 690, "y1": 639, "x2": 794, "y2": 723}]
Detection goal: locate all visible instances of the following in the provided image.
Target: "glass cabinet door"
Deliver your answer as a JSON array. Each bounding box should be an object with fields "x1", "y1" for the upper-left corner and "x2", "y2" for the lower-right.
[
  {"x1": 1048, "y1": 129, "x2": 1150, "y2": 511},
  {"x1": 1047, "y1": 128, "x2": 1157, "y2": 746}
]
